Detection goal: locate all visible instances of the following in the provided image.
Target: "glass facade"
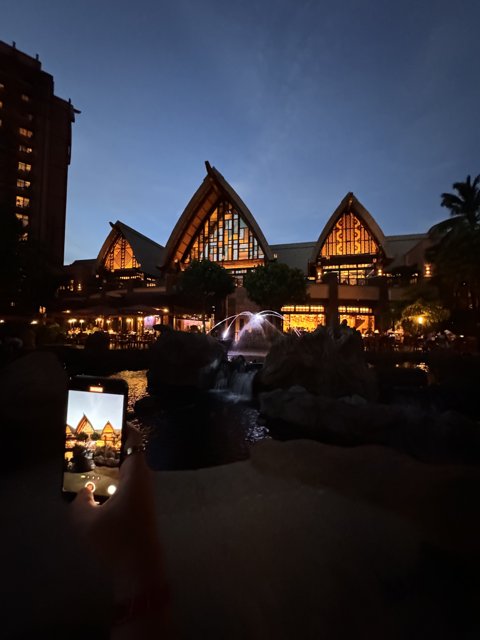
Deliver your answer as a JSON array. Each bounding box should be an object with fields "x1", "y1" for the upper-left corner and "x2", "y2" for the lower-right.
[
  {"x1": 184, "y1": 201, "x2": 264, "y2": 264},
  {"x1": 322, "y1": 263, "x2": 375, "y2": 285},
  {"x1": 321, "y1": 211, "x2": 378, "y2": 257},
  {"x1": 282, "y1": 305, "x2": 326, "y2": 333},
  {"x1": 105, "y1": 236, "x2": 139, "y2": 271}
]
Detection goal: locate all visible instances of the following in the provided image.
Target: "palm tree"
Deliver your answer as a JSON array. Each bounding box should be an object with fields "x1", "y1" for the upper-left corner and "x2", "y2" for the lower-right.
[
  {"x1": 432, "y1": 174, "x2": 480, "y2": 234},
  {"x1": 428, "y1": 174, "x2": 480, "y2": 323}
]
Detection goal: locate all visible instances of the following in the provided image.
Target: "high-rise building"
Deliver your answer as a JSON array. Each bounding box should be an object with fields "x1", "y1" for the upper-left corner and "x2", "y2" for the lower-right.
[{"x1": 0, "y1": 40, "x2": 78, "y2": 268}]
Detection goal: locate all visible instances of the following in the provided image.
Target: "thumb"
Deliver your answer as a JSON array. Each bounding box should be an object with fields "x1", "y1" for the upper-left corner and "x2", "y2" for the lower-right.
[{"x1": 72, "y1": 486, "x2": 99, "y2": 511}]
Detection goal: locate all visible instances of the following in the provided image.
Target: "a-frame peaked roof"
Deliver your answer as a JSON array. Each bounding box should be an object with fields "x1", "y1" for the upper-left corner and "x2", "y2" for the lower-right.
[
  {"x1": 101, "y1": 420, "x2": 118, "y2": 435},
  {"x1": 160, "y1": 162, "x2": 273, "y2": 268},
  {"x1": 96, "y1": 221, "x2": 165, "y2": 277},
  {"x1": 310, "y1": 192, "x2": 388, "y2": 263},
  {"x1": 76, "y1": 414, "x2": 94, "y2": 435}
]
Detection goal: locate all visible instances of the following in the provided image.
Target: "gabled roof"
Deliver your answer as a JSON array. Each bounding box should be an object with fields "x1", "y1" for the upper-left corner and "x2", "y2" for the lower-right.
[
  {"x1": 161, "y1": 162, "x2": 273, "y2": 268},
  {"x1": 96, "y1": 221, "x2": 165, "y2": 277},
  {"x1": 310, "y1": 192, "x2": 388, "y2": 263},
  {"x1": 101, "y1": 421, "x2": 119, "y2": 435},
  {"x1": 76, "y1": 414, "x2": 94, "y2": 435},
  {"x1": 270, "y1": 242, "x2": 316, "y2": 274}
]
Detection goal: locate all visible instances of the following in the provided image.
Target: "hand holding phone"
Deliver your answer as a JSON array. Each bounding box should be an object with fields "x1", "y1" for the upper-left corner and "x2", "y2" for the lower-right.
[
  {"x1": 70, "y1": 425, "x2": 172, "y2": 635},
  {"x1": 62, "y1": 376, "x2": 128, "y2": 502}
]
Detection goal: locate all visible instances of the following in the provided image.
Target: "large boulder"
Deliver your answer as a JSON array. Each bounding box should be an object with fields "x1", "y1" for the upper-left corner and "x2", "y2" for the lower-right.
[
  {"x1": 0, "y1": 350, "x2": 68, "y2": 471},
  {"x1": 259, "y1": 385, "x2": 480, "y2": 464},
  {"x1": 255, "y1": 325, "x2": 378, "y2": 401},
  {"x1": 147, "y1": 329, "x2": 226, "y2": 395}
]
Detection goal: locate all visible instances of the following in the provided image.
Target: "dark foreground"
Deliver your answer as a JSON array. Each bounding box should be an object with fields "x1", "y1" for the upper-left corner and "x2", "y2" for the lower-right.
[{"x1": 1, "y1": 350, "x2": 480, "y2": 639}]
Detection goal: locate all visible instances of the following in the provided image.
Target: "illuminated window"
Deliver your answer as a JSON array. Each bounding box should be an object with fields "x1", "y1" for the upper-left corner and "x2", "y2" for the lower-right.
[
  {"x1": 281, "y1": 304, "x2": 325, "y2": 313},
  {"x1": 185, "y1": 202, "x2": 264, "y2": 264},
  {"x1": 105, "y1": 236, "x2": 139, "y2": 271},
  {"x1": 424, "y1": 263, "x2": 432, "y2": 278},
  {"x1": 16, "y1": 213, "x2": 29, "y2": 227},
  {"x1": 21, "y1": 94, "x2": 30, "y2": 102},
  {"x1": 321, "y1": 212, "x2": 378, "y2": 257},
  {"x1": 19, "y1": 145, "x2": 33, "y2": 154},
  {"x1": 19, "y1": 127, "x2": 33, "y2": 138},
  {"x1": 283, "y1": 313, "x2": 326, "y2": 333},
  {"x1": 16, "y1": 196, "x2": 30, "y2": 208},
  {"x1": 322, "y1": 263, "x2": 375, "y2": 285},
  {"x1": 17, "y1": 178, "x2": 31, "y2": 189},
  {"x1": 18, "y1": 161, "x2": 32, "y2": 172},
  {"x1": 338, "y1": 306, "x2": 373, "y2": 314}
]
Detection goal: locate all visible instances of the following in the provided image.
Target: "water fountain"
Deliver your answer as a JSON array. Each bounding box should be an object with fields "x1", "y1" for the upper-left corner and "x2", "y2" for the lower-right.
[{"x1": 209, "y1": 310, "x2": 286, "y2": 360}]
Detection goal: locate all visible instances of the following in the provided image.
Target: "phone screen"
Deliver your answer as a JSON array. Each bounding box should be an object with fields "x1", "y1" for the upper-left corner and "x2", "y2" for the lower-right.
[{"x1": 63, "y1": 386, "x2": 125, "y2": 499}]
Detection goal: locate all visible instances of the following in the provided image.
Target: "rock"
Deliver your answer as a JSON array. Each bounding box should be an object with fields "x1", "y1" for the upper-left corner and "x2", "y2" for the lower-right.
[
  {"x1": 84, "y1": 330, "x2": 110, "y2": 352},
  {"x1": 255, "y1": 325, "x2": 378, "y2": 401},
  {"x1": 259, "y1": 386, "x2": 480, "y2": 464},
  {"x1": 147, "y1": 329, "x2": 227, "y2": 395},
  {"x1": 0, "y1": 350, "x2": 68, "y2": 471}
]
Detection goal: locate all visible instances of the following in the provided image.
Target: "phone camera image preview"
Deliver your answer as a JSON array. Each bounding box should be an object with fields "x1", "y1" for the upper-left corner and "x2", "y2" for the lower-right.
[{"x1": 63, "y1": 389, "x2": 123, "y2": 496}]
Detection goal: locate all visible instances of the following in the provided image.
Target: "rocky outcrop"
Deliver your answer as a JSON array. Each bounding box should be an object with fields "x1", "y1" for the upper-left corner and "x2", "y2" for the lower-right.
[
  {"x1": 259, "y1": 385, "x2": 480, "y2": 464},
  {"x1": 254, "y1": 325, "x2": 378, "y2": 401},
  {"x1": 147, "y1": 329, "x2": 226, "y2": 396}
]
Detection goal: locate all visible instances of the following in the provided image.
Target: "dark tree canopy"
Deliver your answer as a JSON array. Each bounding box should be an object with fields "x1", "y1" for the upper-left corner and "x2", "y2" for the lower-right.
[
  {"x1": 428, "y1": 174, "x2": 480, "y2": 321},
  {"x1": 178, "y1": 259, "x2": 235, "y2": 300},
  {"x1": 438, "y1": 174, "x2": 480, "y2": 231},
  {"x1": 177, "y1": 259, "x2": 235, "y2": 329},
  {"x1": 244, "y1": 262, "x2": 308, "y2": 311}
]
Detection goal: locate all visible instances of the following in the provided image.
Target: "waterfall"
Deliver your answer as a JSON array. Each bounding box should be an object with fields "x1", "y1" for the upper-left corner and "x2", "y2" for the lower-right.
[
  {"x1": 213, "y1": 368, "x2": 256, "y2": 399},
  {"x1": 228, "y1": 371, "x2": 256, "y2": 399}
]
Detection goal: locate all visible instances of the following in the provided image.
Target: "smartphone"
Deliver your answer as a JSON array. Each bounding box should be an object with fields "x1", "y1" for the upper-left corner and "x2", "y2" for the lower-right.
[{"x1": 62, "y1": 375, "x2": 128, "y2": 502}]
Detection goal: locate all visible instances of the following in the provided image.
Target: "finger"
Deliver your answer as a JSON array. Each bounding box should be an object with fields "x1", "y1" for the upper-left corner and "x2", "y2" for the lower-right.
[
  {"x1": 124, "y1": 421, "x2": 144, "y2": 448},
  {"x1": 72, "y1": 486, "x2": 99, "y2": 511}
]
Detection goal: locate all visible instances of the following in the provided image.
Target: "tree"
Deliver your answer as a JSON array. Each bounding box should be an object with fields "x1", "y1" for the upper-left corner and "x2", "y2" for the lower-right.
[
  {"x1": 243, "y1": 262, "x2": 308, "y2": 312},
  {"x1": 177, "y1": 259, "x2": 235, "y2": 332},
  {"x1": 437, "y1": 174, "x2": 480, "y2": 232},
  {"x1": 428, "y1": 174, "x2": 480, "y2": 323},
  {"x1": 399, "y1": 299, "x2": 449, "y2": 336}
]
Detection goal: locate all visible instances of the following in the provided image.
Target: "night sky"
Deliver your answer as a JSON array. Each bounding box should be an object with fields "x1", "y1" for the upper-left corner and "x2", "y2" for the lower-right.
[{"x1": 2, "y1": 0, "x2": 479, "y2": 264}]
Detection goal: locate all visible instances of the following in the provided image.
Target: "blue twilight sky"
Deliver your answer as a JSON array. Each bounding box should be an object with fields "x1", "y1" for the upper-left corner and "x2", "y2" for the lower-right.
[
  {"x1": 2, "y1": 0, "x2": 480, "y2": 264},
  {"x1": 67, "y1": 390, "x2": 123, "y2": 432}
]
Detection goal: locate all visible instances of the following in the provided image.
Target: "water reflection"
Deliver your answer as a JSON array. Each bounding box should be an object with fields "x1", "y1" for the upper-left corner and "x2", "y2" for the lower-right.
[{"x1": 113, "y1": 369, "x2": 269, "y2": 470}]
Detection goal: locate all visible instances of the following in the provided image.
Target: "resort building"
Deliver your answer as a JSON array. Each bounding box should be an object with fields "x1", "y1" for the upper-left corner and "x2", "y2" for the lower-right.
[
  {"x1": 60, "y1": 162, "x2": 432, "y2": 336},
  {"x1": 0, "y1": 40, "x2": 78, "y2": 268}
]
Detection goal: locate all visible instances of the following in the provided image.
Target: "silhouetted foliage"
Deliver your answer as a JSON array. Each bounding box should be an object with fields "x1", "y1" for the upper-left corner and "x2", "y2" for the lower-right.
[
  {"x1": 428, "y1": 174, "x2": 480, "y2": 318},
  {"x1": 399, "y1": 299, "x2": 449, "y2": 336},
  {"x1": 177, "y1": 259, "x2": 235, "y2": 331},
  {"x1": 244, "y1": 262, "x2": 308, "y2": 311}
]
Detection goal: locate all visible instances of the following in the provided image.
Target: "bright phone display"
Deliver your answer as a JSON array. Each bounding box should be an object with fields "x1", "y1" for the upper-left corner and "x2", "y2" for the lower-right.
[{"x1": 62, "y1": 377, "x2": 128, "y2": 500}]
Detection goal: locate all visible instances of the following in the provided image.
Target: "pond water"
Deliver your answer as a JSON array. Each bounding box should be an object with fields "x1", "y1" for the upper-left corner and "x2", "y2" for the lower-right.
[{"x1": 114, "y1": 370, "x2": 270, "y2": 470}]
